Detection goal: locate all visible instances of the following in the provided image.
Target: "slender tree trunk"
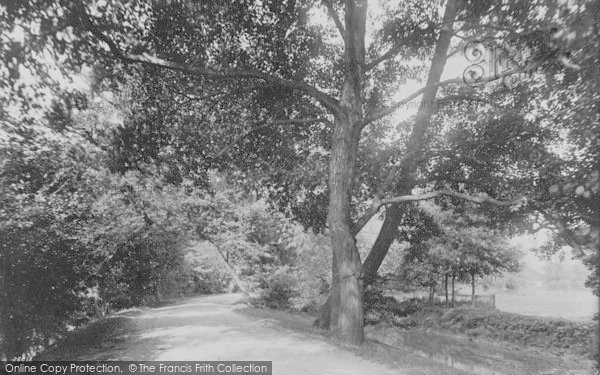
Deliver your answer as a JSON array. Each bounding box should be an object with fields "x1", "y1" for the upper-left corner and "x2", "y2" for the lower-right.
[
  {"x1": 212, "y1": 242, "x2": 248, "y2": 295},
  {"x1": 471, "y1": 272, "x2": 476, "y2": 305},
  {"x1": 361, "y1": 203, "x2": 403, "y2": 286},
  {"x1": 428, "y1": 283, "x2": 434, "y2": 305},
  {"x1": 155, "y1": 274, "x2": 162, "y2": 301},
  {"x1": 451, "y1": 274, "x2": 456, "y2": 307},
  {"x1": 444, "y1": 273, "x2": 449, "y2": 307}
]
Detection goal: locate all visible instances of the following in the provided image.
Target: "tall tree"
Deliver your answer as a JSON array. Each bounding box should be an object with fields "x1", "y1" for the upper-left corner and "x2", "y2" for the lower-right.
[{"x1": 2, "y1": 0, "x2": 593, "y2": 344}]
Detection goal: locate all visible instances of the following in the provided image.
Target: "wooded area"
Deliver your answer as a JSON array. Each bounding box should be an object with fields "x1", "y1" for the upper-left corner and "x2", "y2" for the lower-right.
[{"x1": 0, "y1": 0, "x2": 598, "y2": 360}]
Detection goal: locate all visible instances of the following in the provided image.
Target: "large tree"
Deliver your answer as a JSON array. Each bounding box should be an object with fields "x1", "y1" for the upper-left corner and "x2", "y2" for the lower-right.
[{"x1": 2, "y1": 0, "x2": 595, "y2": 344}]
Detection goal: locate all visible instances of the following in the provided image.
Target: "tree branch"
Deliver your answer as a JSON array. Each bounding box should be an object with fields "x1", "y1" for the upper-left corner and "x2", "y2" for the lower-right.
[
  {"x1": 352, "y1": 189, "x2": 522, "y2": 235},
  {"x1": 212, "y1": 117, "x2": 329, "y2": 159},
  {"x1": 174, "y1": 83, "x2": 269, "y2": 106},
  {"x1": 352, "y1": 203, "x2": 383, "y2": 235},
  {"x1": 540, "y1": 212, "x2": 592, "y2": 258},
  {"x1": 350, "y1": 150, "x2": 426, "y2": 235},
  {"x1": 363, "y1": 77, "x2": 463, "y2": 124},
  {"x1": 381, "y1": 190, "x2": 523, "y2": 206},
  {"x1": 81, "y1": 13, "x2": 341, "y2": 115},
  {"x1": 364, "y1": 63, "x2": 541, "y2": 125},
  {"x1": 365, "y1": 44, "x2": 403, "y2": 71},
  {"x1": 323, "y1": 0, "x2": 345, "y2": 39}
]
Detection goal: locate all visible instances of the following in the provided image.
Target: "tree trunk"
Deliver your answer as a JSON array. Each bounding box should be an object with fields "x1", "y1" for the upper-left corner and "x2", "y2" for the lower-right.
[
  {"x1": 317, "y1": 203, "x2": 402, "y2": 328},
  {"x1": 361, "y1": 203, "x2": 403, "y2": 286},
  {"x1": 327, "y1": 107, "x2": 364, "y2": 343},
  {"x1": 451, "y1": 274, "x2": 456, "y2": 307},
  {"x1": 444, "y1": 273, "x2": 449, "y2": 307},
  {"x1": 428, "y1": 283, "x2": 435, "y2": 305},
  {"x1": 323, "y1": 0, "x2": 368, "y2": 345},
  {"x1": 327, "y1": 116, "x2": 363, "y2": 343},
  {"x1": 211, "y1": 242, "x2": 248, "y2": 296},
  {"x1": 155, "y1": 274, "x2": 163, "y2": 301},
  {"x1": 471, "y1": 272, "x2": 476, "y2": 305}
]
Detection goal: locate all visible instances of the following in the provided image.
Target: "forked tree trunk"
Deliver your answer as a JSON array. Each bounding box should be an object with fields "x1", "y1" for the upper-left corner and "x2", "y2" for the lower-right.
[
  {"x1": 318, "y1": 0, "x2": 460, "y2": 341},
  {"x1": 317, "y1": 203, "x2": 402, "y2": 329}
]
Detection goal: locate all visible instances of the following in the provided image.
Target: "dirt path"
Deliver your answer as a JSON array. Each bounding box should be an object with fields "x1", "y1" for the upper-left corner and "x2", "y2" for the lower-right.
[{"x1": 40, "y1": 294, "x2": 473, "y2": 374}]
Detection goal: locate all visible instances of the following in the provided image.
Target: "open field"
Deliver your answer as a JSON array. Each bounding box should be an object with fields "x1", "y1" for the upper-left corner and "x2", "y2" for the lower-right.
[
  {"x1": 390, "y1": 288, "x2": 597, "y2": 321},
  {"x1": 495, "y1": 289, "x2": 598, "y2": 321}
]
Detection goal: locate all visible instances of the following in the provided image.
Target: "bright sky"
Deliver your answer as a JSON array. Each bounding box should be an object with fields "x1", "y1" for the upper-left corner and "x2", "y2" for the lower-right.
[
  {"x1": 308, "y1": 0, "x2": 470, "y2": 123},
  {"x1": 391, "y1": 55, "x2": 467, "y2": 122}
]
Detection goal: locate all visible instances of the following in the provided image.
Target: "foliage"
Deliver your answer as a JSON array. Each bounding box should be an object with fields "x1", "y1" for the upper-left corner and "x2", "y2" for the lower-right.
[
  {"x1": 183, "y1": 242, "x2": 231, "y2": 295},
  {"x1": 250, "y1": 223, "x2": 331, "y2": 312},
  {"x1": 438, "y1": 307, "x2": 596, "y2": 358},
  {"x1": 287, "y1": 228, "x2": 332, "y2": 312},
  {"x1": 83, "y1": 171, "x2": 203, "y2": 306},
  {"x1": 0, "y1": 126, "x2": 98, "y2": 359},
  {"x1": 256, "y1": 266, "x2": 299, "y2": 309},
  {"x1": 518, "y1": 2, "x2": 600, "y2": 295},
  {"x1": 0, "y1": 99, "x2": 303, "y2": 358},
  {"x1": 394, "y1": 204, "x2": 522, "y2": 294},
  {"x1": 370, "y1": 301, "x2": 597, "y2": 359},
  {"x1": 1, "y1": 0, "x2": 598, "y2": 346}
]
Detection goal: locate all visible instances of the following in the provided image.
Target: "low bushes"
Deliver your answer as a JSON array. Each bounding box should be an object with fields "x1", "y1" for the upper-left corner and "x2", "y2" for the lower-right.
[
  {"x1": 250, "y1": 225, "x2": 331, "y2": 313},
  {"x1": 256, "y1": 267, "x2": 299, "y2": 309},
  {"x1": 436, "y1": 307, "x2": 596, "y2": 357},
  {"x1": 370, "y1": 297, "x2": 597, "y2": 358}
]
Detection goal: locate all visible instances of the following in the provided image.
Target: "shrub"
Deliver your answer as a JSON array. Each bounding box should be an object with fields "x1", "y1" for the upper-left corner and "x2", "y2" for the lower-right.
[
  {"x1": 504, "y1": 277, "x2": 518, "y2": 291},
  {"x1": 259, "y1": 267, "x2": 299, "y2": 309},
  {"x1": 284, "y1": 226, "x2": 331, "y2": 312},
  {"x1": 380, "y1": 304, "x2": 597, "y2": 358}
]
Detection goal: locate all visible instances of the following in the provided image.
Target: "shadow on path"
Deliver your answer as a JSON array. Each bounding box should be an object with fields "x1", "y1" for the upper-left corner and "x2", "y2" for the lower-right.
[{"x1": 40, "y1": 294, "x2": 584, "y2": 375}]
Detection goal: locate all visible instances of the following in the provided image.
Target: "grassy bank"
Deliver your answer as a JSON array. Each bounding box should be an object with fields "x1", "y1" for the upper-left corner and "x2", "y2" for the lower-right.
[{"x1": 367, "y1": 296, "x2": 597, "y2": 359}]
